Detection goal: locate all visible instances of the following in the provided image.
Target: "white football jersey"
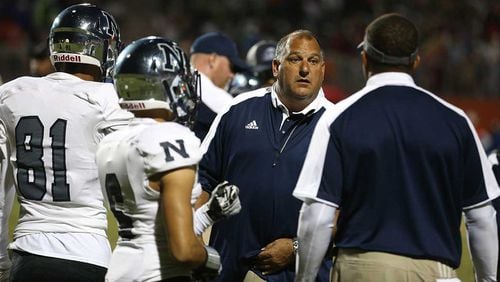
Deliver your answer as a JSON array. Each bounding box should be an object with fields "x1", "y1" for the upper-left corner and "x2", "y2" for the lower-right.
[
  {"x1": 0, "y1": 72, "x2": 132, "y2": 267},
  {"x1": 96, "y1": 118, "x2": 202, "y2": 281}
]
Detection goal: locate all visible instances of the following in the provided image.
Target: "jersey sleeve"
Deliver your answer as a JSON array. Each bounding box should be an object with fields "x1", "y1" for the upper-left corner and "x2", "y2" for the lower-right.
[
  {"x1": 136, "y1": 123, "x2": 202, "y2": 178},
  {"x1": 293, "y1": 108, "x2": 341, "y2": 206},
  {"x1": 462, "y1": 117, "x2": 500, "y2": 208}
]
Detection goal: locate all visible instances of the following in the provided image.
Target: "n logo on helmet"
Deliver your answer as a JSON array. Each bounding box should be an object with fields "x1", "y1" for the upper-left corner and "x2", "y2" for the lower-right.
[
  {"x1": 158, "y1": 43, "x2": 186, "y2": 72},
  {"x1": 100, "y1": 11, "x2": 118, "y2": 38}
]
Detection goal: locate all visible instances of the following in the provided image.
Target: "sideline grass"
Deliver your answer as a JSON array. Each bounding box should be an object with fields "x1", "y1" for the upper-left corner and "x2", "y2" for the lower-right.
[{"x1": 8, "y1": 201, "x2": 474, "y2": 281}]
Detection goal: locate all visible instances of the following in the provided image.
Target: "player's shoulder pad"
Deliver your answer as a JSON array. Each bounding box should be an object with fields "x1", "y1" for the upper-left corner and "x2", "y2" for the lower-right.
[
  {"x1": 142, "y1": 121, "x2": 199, "y2": 143},
  {"x1": 68, "y1": 80, "x2": 119, "y2": 106},
  {"x1": 0, "y1": 76, "x2": 34, "y2": 101},
  {"x1": 95, "y1": 81, "x2": 120, "y2": 102},
  {"x1": 136, "y1": 122, "x2": 201, "y2": 158},
  {"x1": 137, "y1": 122, "x2": 202, "y2": 175}
]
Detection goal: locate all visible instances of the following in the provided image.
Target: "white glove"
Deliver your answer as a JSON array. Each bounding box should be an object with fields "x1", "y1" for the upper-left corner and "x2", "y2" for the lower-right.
[
  {"x1": 193, "y1": 181, "x2": 241, "y2": 236},
  {"x1": 206, "y1": 181, "x2": 241, "y2": 221}
]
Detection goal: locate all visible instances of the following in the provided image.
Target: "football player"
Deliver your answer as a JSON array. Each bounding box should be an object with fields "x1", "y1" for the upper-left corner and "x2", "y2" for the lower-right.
[
  {"x1": 96, "y1": 36, "x2": 240, "y2": 282},
  {"x1": 0, "y1": 4, "x2": 132, "y2": 282},
  {"x1": 246, "y1": 40, "x2": 277, "y2": 87},
  {"x1": 228, "y1": 40, "x2": 277, "y2": 96},
  {"x1": 189, "y1": 32, "x2": 248, "y2": 140}
]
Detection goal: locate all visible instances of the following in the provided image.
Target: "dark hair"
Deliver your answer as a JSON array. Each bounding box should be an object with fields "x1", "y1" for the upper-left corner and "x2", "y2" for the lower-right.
[{"x1": 365, "y1": 13, "x2": 419, "y2": 67}]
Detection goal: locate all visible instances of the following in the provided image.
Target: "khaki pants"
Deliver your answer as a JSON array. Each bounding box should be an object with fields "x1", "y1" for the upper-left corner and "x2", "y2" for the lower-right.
[
  {"x1": 331, "y1": 249, "x2": 459, "y2": 282},
  {"x1": 244, "y1": 271, "x2": 266, "y2": 282}
]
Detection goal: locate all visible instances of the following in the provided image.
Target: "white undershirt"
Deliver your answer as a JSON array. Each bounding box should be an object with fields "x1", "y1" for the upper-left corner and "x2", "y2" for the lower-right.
[{"x1": 9, "y1": 232, "x2": 111, "y2": 268}]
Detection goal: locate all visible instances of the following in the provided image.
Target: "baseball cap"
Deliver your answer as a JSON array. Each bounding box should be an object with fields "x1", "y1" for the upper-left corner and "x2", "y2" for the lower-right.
[
  {"x1": 246, "y1": 40, "x2": 276, "y2": 73},
  {"x1": 190, "y1": 32, "x2": 248, "y2": 72}
]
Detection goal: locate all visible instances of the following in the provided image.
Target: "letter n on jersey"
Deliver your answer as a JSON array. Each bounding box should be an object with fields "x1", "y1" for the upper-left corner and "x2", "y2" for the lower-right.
[{"x1": 160, "y1": 140, "x2": 190, "y2": 162}]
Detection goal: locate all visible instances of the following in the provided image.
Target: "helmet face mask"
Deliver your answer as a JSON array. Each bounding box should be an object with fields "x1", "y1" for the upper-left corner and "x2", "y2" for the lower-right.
[
  {"x1": 114, "y1": 37, "x2": 200, "y2": 128},
  {"x1": 228, "y1": 71, "x2": 260, "y2": 96},
  {"x1": 163, "y1": 76, "x2": 199, "y2": 126},
  {"x1": 246, "y1": 40, "x2": 276, "y2": 86},
  {"x1": 49, "y1": 4, "x2": 121, "y2": 80}
]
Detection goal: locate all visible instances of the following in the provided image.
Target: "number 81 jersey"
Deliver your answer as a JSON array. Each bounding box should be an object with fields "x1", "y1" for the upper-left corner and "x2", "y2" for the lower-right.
[
  {"x1": 0, "y1": 74, "x2": 132, "y2": 238},
  {"x1": 96, "y1": 118, "x2": 202, "y2": 241}
]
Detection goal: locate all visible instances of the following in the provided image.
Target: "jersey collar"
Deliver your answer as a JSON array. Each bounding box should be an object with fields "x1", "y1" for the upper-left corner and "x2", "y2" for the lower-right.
[
  {"x1": 46, "y1": 72, "x2": 86, "y2": 81},
  {"x1": 270, "y1": 84, "x2": 326, "y2": 117},
  {"x1": 366, "y1": 72, "x2": 416, "y2": 88}
]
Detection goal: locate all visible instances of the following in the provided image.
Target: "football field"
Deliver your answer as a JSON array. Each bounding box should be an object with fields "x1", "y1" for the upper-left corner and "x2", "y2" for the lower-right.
[{"x1": 7, "y1": 201, "x2": 475, "y2": 281}]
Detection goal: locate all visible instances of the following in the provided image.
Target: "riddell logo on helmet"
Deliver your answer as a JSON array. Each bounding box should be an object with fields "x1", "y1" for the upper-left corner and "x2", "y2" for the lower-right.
[
  {"x1": 120, "y1": 102, "x2": 146, "y2": 110},
  {"x1": 52, "y1": 54, "x2": 81, "y2": 63}
]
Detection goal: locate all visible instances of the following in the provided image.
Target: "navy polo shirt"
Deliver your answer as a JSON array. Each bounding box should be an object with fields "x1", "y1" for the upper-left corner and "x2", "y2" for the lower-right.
[
  {"x1": 294, "y1": 72, "x2": 500, "y2": 268},
  {"x1": 199, "y1": 86, "x2": 333, "y2": 281}
]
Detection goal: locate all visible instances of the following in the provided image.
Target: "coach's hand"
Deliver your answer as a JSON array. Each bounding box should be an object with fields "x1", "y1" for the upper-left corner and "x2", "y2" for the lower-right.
[{"x1": 254, "y1": 238, "x2": 294, "y2": 275}]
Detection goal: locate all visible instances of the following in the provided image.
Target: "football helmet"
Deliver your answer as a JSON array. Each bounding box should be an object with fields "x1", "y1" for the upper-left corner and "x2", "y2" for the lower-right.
[
  {"x1": 113, "y1": 36, "x2": 200, "y2": 127},
  {"x1": 227, "y1": 71, "x2": 260, "y2": 96},
  {"x1": 49, "y1": 3, "x2": 122, "y2": 80},
  {"x1": 246, "y1": 40, "x2": 276, "y2": 84}
]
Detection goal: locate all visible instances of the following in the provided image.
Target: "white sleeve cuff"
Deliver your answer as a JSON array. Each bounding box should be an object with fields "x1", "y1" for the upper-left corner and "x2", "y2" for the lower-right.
[
  {"x1": 295, "y1": 201, "x2": 336, "y2": 282},
  {"x1": 463, "y1": 202, "x2": 498, "y2": 282}
]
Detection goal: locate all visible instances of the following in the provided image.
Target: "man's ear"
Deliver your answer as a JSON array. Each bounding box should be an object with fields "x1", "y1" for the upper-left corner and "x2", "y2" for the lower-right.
[
  {"x1": 208, "y1": 53, "x2": 217, "y2": 68},
  {"x1": 272, "y1": 59, "x2": 280, "y2": 78},
  {"x1": 360, "y1": 51, "x2": 370, "y2": 79},
  {"x1": 411, "y1": 55, "x2": 420, "y2": 71},
  {"x1": 361, "y1": 51, "x2": 368, "y2": 69}
]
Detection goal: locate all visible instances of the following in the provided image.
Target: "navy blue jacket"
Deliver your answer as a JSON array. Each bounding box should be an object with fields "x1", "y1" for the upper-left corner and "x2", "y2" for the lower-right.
[
  {"x1": 199, "y1": 87, "x2": 333, "y2": 281},
  {"x1": 294, "y1": 73, "x2": 500, "y2": 268}
]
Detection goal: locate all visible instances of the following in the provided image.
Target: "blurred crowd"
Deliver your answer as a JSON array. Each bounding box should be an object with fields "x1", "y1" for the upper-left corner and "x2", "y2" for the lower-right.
[{"x1": 0, "y1": 0, "x2": 498, "y2": 98}]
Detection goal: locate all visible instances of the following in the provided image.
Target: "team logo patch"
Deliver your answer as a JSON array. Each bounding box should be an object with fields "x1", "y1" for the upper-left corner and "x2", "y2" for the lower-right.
[{"x1": 245, "y1": 120, "x2": 259, "y2": 130}]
